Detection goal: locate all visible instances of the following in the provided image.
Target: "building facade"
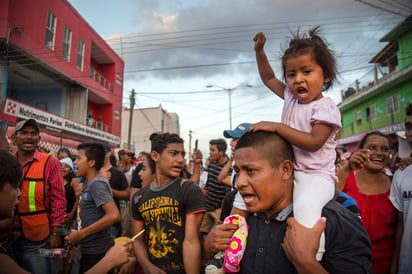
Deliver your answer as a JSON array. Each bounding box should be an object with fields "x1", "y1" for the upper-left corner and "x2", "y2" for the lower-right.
[
  {"x1": 338, "y1": 15, "x2": 412, "y2": 152},
  {"x1": 121, "y1": 104, "x2": 180, "y2": 153},
  {"x1": 0, "y1": 0, "x2": 124, "y2": 154}
]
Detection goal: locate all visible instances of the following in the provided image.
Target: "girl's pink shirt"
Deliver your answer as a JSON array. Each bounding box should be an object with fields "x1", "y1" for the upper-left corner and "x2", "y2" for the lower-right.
[{"x1": 281, "y1": 87, "x2": 342, "y2": 183}]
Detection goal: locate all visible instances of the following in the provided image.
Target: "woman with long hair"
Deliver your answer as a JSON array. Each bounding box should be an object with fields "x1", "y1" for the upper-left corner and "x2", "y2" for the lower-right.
[{"x1": 337, "y1": 131, "x2": 396, "y2": 274}]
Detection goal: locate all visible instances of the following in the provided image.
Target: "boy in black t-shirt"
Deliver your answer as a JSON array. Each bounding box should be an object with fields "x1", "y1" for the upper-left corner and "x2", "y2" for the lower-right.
[{"x1": 131, "y1": 133, "x2": 205, "y2": 274}]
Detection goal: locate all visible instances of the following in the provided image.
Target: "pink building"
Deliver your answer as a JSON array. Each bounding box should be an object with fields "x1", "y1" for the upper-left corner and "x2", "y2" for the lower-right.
[{"x1": 0, "y1": 0, "x2": 124, "y2": 153}]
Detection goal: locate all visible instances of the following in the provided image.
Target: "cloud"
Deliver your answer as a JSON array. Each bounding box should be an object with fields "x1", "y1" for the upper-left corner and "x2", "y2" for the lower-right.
[{"x1": 106, "y1": 0, "x2": 407, "y2": 86}]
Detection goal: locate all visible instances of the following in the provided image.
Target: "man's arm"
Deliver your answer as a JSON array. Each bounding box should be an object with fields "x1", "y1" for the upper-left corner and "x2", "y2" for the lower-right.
[
  {"x1": 190, "y1": 149, "x2": 202, "y2": 184},
  {"x1": 183, "y1": 212, "x2": 204, "y2": 274},
  {"x1": 46, "y1": 157, "x2": 66, "y2": 248},
  {"x1": 283, "y1": 217, "x2": 328, "y2": 274},
  {"x1": 254, "y1": 32, "x2": 286, "y2": 98},
  {"x1": 112, "y1": 189, "x2": 130, "y2": 200},
  {"x1": 217, "y1": 159, "x2": 233, "y2": 187},
  {"x1": 111, "y1": 170, "x2": 131, "y2": 200},
  {"x1": 131, "y1": 221, "x2": 165, "y2": 274},
  {"x1": 65, "y1": 201, "x2": 120, "y2": 246}
]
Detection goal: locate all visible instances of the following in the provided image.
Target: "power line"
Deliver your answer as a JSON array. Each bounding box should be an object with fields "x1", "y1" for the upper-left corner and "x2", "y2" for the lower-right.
[{"x1": 354, "y1": 0, "x2": 409, "y2": 17}]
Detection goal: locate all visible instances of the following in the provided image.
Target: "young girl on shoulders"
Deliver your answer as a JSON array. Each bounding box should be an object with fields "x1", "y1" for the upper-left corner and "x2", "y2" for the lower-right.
[{"x1": 250, "y1": 27, "x2": 341, "y2": 260}]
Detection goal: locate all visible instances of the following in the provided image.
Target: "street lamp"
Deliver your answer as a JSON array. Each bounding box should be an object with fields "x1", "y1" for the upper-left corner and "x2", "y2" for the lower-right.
[{"x1": 206, "y1": 84, "x2": 252, "y2": 129}]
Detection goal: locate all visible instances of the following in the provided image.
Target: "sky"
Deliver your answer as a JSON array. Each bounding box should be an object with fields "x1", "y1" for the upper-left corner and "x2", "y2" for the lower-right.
[{"x1": 69, "y1": 0, "x2": 411, "y2": 156}]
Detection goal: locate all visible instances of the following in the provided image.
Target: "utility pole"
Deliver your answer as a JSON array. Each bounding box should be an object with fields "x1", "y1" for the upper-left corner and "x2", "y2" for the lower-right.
[
  {"x1": 188, "y1": 130, "x2": 192, "y2": 161},
  {"x1": 127, "y1": 89, "x2": 135, "y2": 150}
]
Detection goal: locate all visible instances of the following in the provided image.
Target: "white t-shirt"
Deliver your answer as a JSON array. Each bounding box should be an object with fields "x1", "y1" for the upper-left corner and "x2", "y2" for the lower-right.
[{"x1": 389, "y1": 164, "x2": 412, "y2": 273}]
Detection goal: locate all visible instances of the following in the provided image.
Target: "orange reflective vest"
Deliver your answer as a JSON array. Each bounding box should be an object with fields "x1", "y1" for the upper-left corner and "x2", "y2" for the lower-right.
[{"x1": 18, "y1": 153, "x2": 51, "y2": 241}]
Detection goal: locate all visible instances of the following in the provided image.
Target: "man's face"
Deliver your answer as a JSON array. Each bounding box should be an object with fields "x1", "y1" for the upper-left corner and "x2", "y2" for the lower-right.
[
  {"x1": 58, "y1": 151, "x2": 69, "y2": 160},
  {"x1": 120, "y1": 153, "x2": 131, "y2": 164},
  {"x1": 209, "y1": 144, "x2": 222, "y2": 161},
  {"x1": 15, "y1": 125, "x2": 40, "y2": 153},
  {"x1": 234, "y1": 146, "x2": 292, "y2": 217},
  {"x1": 153, "y1": 143, "x2": 185, "y2": 179},
  {"x1": 74, "y1": 149, "x2": 91, "y2": 177},
  {"x1": 405, "y1": 115, "x2": 412, "y2": 149},
  {"x1": 0, "y1": 183, "x2": 21, "y2": 219}
]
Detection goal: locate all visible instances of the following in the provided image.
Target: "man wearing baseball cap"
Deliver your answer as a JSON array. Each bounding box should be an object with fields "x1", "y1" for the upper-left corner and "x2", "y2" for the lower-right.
[
  {"x1": 219, "y1": 123, "x2": 252, "y2": 187},
  {"x1": 5, "y1": 119, "x2": 66, "y2": 274},
  {"x1": 218, "y1": 123, "x2": 251, "y2": 220}
]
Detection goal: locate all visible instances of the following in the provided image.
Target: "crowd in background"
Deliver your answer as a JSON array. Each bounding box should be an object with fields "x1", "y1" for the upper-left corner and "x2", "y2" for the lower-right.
[{"x1": 0, "y1": 26, "x2": 411, "y2": 274}]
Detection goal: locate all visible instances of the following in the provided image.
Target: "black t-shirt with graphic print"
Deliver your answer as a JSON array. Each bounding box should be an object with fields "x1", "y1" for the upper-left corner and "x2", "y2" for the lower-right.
[{"x1": 131, "y1": 177, "x2": 205, "y2": 274}]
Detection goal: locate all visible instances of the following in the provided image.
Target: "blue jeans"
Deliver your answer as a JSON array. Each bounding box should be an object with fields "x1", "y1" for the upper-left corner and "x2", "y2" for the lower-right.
[{"x1": 5, "y1": 237, "x2": 48, "y2": 274}]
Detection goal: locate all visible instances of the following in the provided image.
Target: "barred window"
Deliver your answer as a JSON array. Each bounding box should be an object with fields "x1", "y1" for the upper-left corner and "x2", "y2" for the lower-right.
[
  {"x1": 77, "y1": 39, "x2": 85, "y2": 70},
  {"x1": 45, "y1": 11, "x2": 56, "y2": 50},
  {"x1": 63, "y1": 26, "x2": 72, "y2": 61}
]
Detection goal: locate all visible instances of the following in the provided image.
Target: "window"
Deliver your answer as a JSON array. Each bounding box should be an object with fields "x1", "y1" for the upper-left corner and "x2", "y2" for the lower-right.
[
  {"x1": 356, "y1": 111, "x2": 362, "y2": 126},
  {"x1": 386, "y1": 95, "x2": 400, "y2": 114},
  {"x1": 114, "y1": 109, "x2": 120, "y2": 120},
  {"x1": 116, "y1": 73, "x2": 122, "y2": 85},
  {"x1": 366, "y1": 104, "x2": 377, "y2": 122},
  {"x1": 45, "y1": 11, "x2": 56, "y2": 50},
  {"x1": 356, "y1": 111, "x2": 362, "y2": 121},
  {"x1": 63, "y1": 27, "x2": 72, "y2": 61},
  {"x1": 77, "y1": 39, "x2": 85, "y2": 70}
]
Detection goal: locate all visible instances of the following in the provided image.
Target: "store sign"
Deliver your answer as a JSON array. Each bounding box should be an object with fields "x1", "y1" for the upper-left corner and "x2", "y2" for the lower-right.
[
  {"x1": 2, "y1": 98, "x2": 120, "y2": 146},
  {"x1": 337, "y1": 122, "x2": 405, "y2": 146}
]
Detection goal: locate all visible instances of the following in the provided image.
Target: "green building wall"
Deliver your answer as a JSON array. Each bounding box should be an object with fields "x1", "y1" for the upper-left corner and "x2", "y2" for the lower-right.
[
  {"x1": 398, "y1": 32, "x2": 412, "y2": 69},
  {"x1": 341, "y1": 80, "x2": 412, "y2": 137}
]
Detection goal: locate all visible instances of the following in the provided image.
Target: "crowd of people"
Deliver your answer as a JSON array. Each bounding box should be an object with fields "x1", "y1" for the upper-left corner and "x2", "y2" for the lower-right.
[{"x1": 0, "y1": 27, "x2": 411, "y2": 274}]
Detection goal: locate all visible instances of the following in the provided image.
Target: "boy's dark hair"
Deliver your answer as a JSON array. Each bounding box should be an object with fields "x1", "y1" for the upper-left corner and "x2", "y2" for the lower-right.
[
  {"x1": 151, "y1": 133, "x2": 184, "y2": 154},
  {"x1": 358, "y1": 131, "x2": 389, "y2": 149},
  {"x1": 77, "y1": 142, "x2": 106, "y2": 170},
  {"x1": 282, "y1": 26, "x2": 337, "y2": 91},
  {"x1": 209, "y1": 138, "x2": 227, "y2": 152},
  {"x1": 406, "y1": 103, "x2": 412, "y2": 116},
  {"x1": 235, "y1": 131, "x2": 294, "y2": 168},
  {"x1": 0, "y1": 151, "x2": 22, "y2": 190}
]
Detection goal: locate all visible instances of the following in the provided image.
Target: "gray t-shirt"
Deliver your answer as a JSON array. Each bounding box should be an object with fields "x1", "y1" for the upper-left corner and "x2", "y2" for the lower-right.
[{"x1": 79, "y1": 173, "x2": 114, "y2": 255}]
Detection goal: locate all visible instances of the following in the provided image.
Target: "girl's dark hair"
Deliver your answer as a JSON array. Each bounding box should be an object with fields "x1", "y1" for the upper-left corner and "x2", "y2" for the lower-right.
[
  {"x1": 358, "y1": 131, "x2": 389, "y2": 149},
  {"x1": 281, "y1": 26, "x2": 337, "y2": 91}
]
